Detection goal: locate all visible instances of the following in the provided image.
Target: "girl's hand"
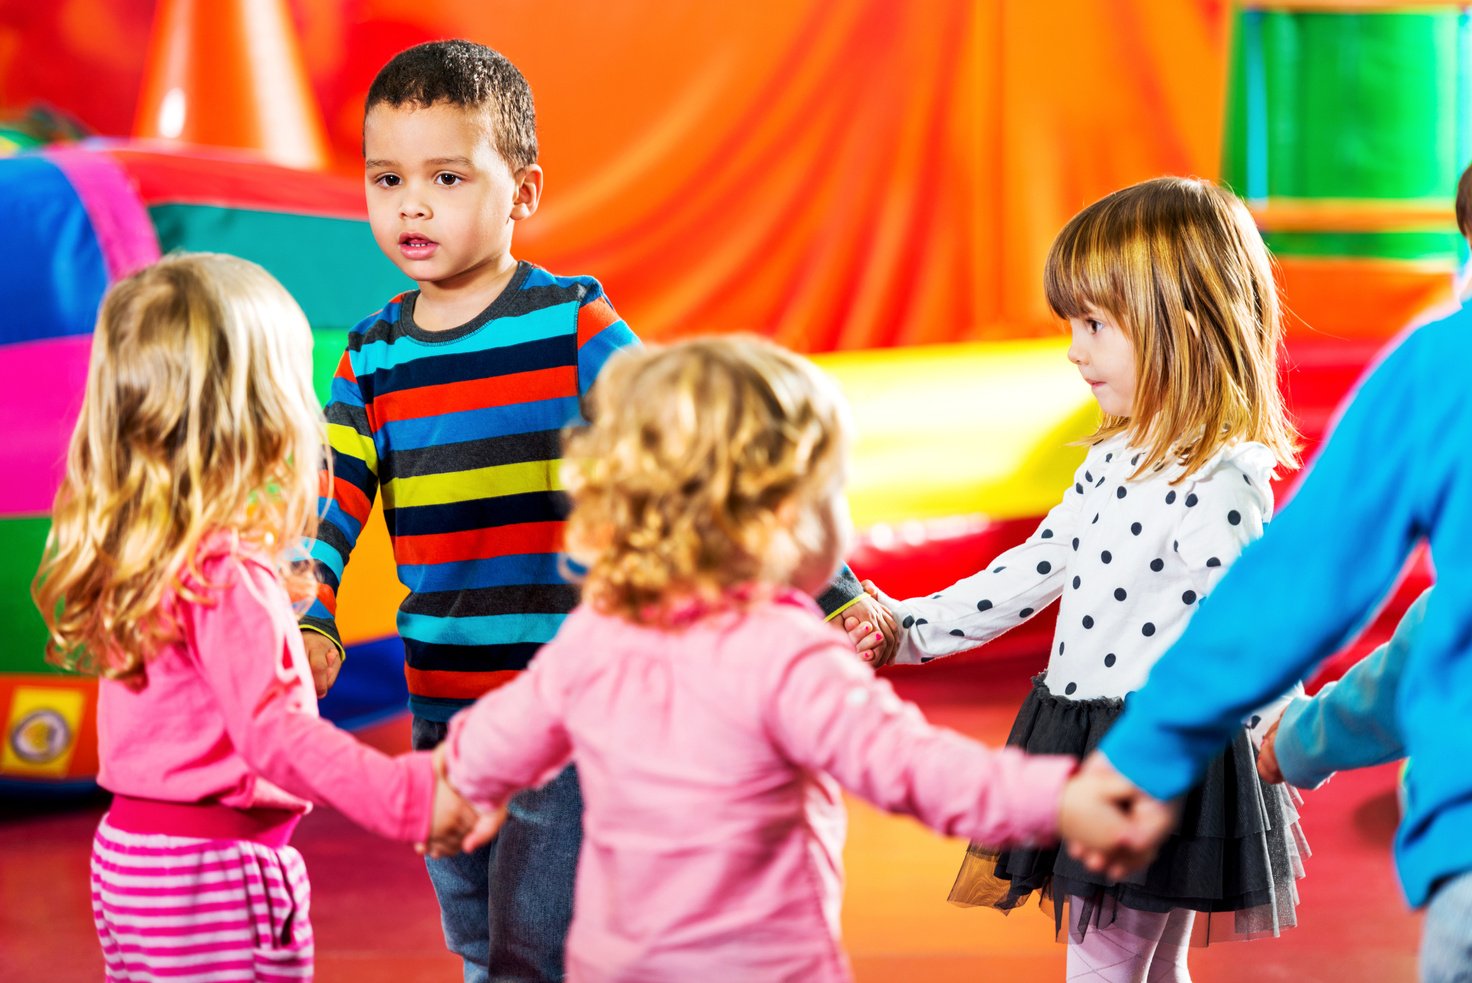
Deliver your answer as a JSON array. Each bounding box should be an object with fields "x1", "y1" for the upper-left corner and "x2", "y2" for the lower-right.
[
  {"x1": 420, "y1": 745, "x2": 500, "y2": 858},
  {"x1": 1060, "y1": 752, "x2": 1179, "y2": 881},
  {"x1": 1256, "y1": 717, "x2": 1285, "y2": 785},
  {"x1": 842, "y1": 589, "x2": 899, "y2": 668}
]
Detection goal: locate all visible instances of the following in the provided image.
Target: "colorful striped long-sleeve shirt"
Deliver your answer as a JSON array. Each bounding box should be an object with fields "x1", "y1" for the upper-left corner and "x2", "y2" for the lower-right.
[{"x1": 302, "y1": 263, "x2": 640, "y2": 721}]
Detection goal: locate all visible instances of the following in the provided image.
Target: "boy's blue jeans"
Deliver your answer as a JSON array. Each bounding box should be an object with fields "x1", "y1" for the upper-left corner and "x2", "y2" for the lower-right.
[
  {"x1": 413, "y1": 716, "x2": 583, "y2": 983},
  {"x1": 1423, "y1": 869, "x2": 1472, "y2": 983}
]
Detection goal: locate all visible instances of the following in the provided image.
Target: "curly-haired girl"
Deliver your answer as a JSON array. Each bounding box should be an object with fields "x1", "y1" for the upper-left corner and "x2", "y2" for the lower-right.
[{"x1": 434, "y1": 335, "x2": 1108, "y2": 982}]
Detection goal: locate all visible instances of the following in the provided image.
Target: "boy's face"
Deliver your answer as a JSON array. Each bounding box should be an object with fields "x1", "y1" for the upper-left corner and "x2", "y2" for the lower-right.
[{"x1": 364, "y1": 101, "x2": 539, "y2": 294}]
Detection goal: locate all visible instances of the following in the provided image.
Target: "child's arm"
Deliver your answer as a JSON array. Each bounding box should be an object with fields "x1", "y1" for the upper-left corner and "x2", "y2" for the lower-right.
[
  {"x1": 863, "y1": 451, "x2": 1096, "y2": 666},
  {"x1": 1260, "y1": 588, "x2": 1425, "y2": 789},
  {"x1": 766, "y1": 637, "x2": 1076, "y2": 847},
  {"x1": 299, "y1": 348, "x2": 381, "y2": 695},
  {"x1": 188, "y1": 554, "x2": 435, "y2": 844},
  {"x1": 441, "y1": 651, "x2": 573, "y2": 812}
]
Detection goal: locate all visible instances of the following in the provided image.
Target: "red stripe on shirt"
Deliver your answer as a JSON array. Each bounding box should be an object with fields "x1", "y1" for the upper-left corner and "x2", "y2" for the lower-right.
[
  {"x1": 374, "y1": 366, "x2": 577, "y2": 422},
  {"x1": 395, "y1": 522, "x2": 564, "y2": 566},
  {"x1": 577, "y1": 296, "x2": 619, "y2": 346},
  {"x1": 405, "y1": 667, "x2": 522, "y2": 701}
]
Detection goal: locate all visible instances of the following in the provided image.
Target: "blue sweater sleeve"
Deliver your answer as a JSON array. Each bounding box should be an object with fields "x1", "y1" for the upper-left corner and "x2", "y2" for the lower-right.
[
  {"x1": 1274, "y1": 589, "x2": 1426, "y2": 788},
  {"x1": 1100, "y1": 328, "x2": 1437, "y2": 799}
]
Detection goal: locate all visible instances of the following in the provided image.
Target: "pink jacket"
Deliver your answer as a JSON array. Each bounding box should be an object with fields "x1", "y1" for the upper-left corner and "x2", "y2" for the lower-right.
[
  {"x1": 97, "y1": 539, "x2": 434, "y2": 844},
  {"x1": 445, "y1": 591, "x2": 1074, "y2": 982}
]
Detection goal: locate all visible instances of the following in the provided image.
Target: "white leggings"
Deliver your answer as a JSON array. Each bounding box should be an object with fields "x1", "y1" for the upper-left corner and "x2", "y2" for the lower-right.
[{"x1": 1065, "y1": 905, "x2": 1195, "y2": 983}]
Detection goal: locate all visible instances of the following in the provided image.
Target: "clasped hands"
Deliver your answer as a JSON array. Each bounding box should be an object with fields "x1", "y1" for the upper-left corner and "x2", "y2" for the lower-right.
[
  {"x1": 419, "y1": 744, "x2": 506, "y2": 859},
  {"x1": 1058, "y1": 752, "x2": 1180, "y2": 880}
]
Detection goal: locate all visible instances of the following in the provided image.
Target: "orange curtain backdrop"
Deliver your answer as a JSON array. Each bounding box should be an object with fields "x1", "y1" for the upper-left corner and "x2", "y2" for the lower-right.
[{"x1": 0, "y1": 0, "x2": 1233, "y2": 349}]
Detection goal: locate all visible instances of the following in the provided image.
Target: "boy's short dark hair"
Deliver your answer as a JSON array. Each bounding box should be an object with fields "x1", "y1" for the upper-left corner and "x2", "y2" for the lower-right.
[
  {"x1": 366, "y1": 40, "x2": 537, "y2": 171},
  {"x1": 1458, "y1": 164, "x2": 1472, "y2": 242}
]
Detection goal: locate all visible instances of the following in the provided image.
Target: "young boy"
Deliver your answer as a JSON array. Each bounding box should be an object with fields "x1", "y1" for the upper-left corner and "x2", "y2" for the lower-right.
[{"x1": 300, "y1": 40, "x2": 887, "y2": 981}]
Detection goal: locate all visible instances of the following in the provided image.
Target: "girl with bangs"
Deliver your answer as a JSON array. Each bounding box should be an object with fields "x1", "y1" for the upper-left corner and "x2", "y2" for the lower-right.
[
  {"x1": 431, "y1": 335, "x2": 1112, "y2": 982},
  {"x1": 34, "y1": 253, "x2": 485, "y2": 982},
  {"x1": 863, "y1": 177, "x2": 1309, "y2": 980}
]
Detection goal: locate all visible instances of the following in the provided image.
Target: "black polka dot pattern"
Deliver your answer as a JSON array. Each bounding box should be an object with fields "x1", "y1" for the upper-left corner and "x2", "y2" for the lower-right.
[
  {"x1": 1249, "y1": 715, "x2": 1261, "y2": 728},
  {"x1": 902, "y1": 615, "x2": 914, "y2": 628},
  {"x1": 908, "y1": 439, "x2": 1271, "y2": 704},
  {"x1": 915, "y1": 618, "x2": 927, "y2": 625}
]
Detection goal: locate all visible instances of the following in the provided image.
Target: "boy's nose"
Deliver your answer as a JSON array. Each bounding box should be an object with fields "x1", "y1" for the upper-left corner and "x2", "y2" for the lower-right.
[{"x1": 400, "y1": 196, "x2": 429, "y2": 219}]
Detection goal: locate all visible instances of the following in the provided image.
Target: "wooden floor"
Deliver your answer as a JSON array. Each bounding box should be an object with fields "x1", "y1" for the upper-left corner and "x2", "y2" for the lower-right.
[{"x1": 0, "y1": 654, "x2": 1422, "y2": 981}]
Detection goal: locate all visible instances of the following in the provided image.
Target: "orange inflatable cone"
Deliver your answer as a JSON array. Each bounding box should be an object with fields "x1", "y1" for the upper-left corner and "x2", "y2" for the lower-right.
[{"x1": 132, "y1": 0, "x2": 330, "y2": 170}]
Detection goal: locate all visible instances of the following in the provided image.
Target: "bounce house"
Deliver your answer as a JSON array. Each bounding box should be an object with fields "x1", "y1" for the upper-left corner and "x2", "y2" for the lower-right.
[{"x1": 0, "y1": 0, "x2": 1460, "y2": 793}]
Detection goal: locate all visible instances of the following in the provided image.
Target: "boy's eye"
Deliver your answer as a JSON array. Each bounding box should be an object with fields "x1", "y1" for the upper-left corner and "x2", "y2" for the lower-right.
[
  {"x1": 373, "y1": 174, "x2": 400, "y2": 188},
  {"x1": 434, "y1": 173, "x2": 463, "y2": 187},
  {"x1": 1086, "y1": 318, "x2": 1103, "y2": 334}
]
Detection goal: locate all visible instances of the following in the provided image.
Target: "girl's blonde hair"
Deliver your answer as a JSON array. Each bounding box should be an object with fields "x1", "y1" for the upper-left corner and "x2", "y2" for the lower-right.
[
  {"x1": 563, "y1": 335, "x2": 847, "y2": 625},
  {"x1": 33, "y1": 253, "x2": 327, "y2": 681},
  {"x1": 1044, "y1": 176, "x2": 1300, "y2": 478}
]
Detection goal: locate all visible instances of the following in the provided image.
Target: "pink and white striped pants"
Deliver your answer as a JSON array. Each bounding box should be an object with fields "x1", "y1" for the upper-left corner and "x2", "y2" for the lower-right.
[{"x1": 90, "y1": 814, "x2": 315, "y2": 982}]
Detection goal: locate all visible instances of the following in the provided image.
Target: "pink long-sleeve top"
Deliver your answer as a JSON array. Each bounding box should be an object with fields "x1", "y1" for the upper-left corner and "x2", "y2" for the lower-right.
[
  {"x1": 96, "y1": 537, "x2": 434, "y2": 845},
  {"x1": 445, "y1": 590, "x2": 1075, "y2": 982}
]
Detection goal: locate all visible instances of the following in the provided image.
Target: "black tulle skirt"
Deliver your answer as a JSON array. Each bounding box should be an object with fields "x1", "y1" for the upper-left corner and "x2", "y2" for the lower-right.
[{"x1": 947, "y1": 674, "x2": 1308, "y2": 945}]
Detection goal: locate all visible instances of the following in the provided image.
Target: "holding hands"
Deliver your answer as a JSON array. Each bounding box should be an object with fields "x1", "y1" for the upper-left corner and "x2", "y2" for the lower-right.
[
  {"x1": 842, "y1": 581, "x2": 900, "y2": 667},
  {"x1": 420, "y1": 745, "x2": 506, "y2": 859},
  {"x1": 301, "y1": 630, "x2": 343, "y2": 699},
  {"x1": 1058, "y1": 752, "x2": 1178, "y2": 881},
  {"x1": 1255, "y1": 716, "x2": 1285, "y2": 785}
]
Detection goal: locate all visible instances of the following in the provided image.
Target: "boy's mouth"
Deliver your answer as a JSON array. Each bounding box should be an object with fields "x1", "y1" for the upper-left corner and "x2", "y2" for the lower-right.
[{"x1": 398, "y1": 233, "x2": 438, "y2": 261}]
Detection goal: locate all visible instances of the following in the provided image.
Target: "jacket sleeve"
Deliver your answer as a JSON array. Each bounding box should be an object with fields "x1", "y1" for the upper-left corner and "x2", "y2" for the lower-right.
[
  {"x1": 300, "y1": 348, "x2": 379, "y2": 656},
  {"x1": 188, "y1": 556, "x2": 434, "y2": 842},
  {"x1": 1274, "y1": 589, "x2": 1426, "y2": 789}
]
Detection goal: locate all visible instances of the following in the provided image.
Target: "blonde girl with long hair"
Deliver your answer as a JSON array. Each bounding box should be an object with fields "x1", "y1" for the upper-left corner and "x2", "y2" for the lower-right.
[
  {"x1": 863, "y1": 177, "x2": 1309, "y2": 981},
  {"x1": 35, "y1": 253, "x2": 483, "y2": 982},
  {"x1": 430, "y1": 335, "x2": 1109, "y2": 982}
]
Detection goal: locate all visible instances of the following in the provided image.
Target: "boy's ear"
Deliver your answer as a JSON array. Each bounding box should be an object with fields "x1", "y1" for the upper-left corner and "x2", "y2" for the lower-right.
[{"x1": 511, "y1": 165, "x2": 544, "y2": 222}]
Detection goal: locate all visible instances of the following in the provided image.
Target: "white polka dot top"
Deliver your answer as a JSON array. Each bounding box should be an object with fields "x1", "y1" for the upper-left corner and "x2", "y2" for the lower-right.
[{"x1": 878, "y1": 434, "x2": 1300, "y2": 730}]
